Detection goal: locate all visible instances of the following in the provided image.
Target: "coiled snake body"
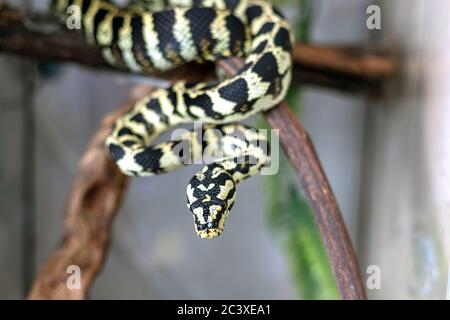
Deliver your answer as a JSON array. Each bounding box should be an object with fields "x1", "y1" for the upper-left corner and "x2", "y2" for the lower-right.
[{"x1": 52, "y1": 0, "x2": 293, "y2": 238}]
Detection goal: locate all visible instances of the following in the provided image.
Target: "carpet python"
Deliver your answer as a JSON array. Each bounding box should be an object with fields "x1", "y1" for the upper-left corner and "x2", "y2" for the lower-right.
[{"x1": 51, "y1": 0, "x2": 294, "y2": 238}]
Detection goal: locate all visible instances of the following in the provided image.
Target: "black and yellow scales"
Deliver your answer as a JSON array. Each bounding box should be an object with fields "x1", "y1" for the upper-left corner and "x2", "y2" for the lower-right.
[{"x1": 51, "y1": 0, "x2": 294, "y2": 238}]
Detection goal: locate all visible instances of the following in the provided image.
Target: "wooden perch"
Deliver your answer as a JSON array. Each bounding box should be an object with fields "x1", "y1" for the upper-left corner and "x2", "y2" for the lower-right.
[
  {"x1": 28, "y1": 86, "x2": 153, "y2": 300},
  {"x1": 293, "y1": 44, "x2": 395, "y2": 79},
  {"x1": 0, "y1": 6, "x2": 396, "y2": 94}
]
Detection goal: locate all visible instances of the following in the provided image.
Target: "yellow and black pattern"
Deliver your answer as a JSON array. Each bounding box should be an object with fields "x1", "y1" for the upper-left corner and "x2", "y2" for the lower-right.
[{"x1": 51, "y1": 0, "x2": 293, "y2": 238}]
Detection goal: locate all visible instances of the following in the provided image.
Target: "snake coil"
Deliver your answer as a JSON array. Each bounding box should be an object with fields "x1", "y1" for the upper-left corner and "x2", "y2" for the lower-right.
[{"x1": 52, "y1": 0, "x2": 294, "y2": 238}]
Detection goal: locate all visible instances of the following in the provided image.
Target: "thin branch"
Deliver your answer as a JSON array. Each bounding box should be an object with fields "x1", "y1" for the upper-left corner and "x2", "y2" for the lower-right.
[
  {"x1": 293, "y1": 44, "x2": 395, "y2": 79},
  {"x1": 219, "y1": 58, "x2": 367, "y2": 300},
  {"x1": 0, "y1": 7, "x2": 396, "y2": 93},
  {"x1": 264, "y1": 103, "x2": 367, "y2": 300}
]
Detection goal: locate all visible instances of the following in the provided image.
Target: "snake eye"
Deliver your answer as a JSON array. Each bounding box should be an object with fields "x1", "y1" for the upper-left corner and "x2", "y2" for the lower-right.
[{"x1": 196, "y1": 223, "x2": 207, "y2": 230}]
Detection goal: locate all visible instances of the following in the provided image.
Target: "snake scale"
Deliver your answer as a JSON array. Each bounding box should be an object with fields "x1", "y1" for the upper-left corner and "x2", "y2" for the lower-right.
[{"x1": 51, "y1": 0, "x2": 294, "y2": 238}]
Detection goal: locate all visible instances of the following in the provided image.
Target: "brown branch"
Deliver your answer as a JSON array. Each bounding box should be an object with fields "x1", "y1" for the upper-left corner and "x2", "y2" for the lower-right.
[
  {"x1": 219, "y1": 58, "x2": 367, "y2": 300},
  {"x1": 0, "y1": 7, "x2": 396, "y2": 93},
  {"x1": 264, "y1": 103, "x2": 367, "y2": 300},
  {"x1": 293, "y1": 44, "x2": 395, "y2": 79},
  {"x1": 27, "y1": 85, "x2": 154, "y2": 300}
]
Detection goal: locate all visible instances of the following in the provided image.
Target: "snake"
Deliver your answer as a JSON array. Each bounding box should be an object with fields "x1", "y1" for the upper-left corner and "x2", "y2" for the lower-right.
[{"x1": 51, "y1": 0, "x2": 294, "y2": 238}]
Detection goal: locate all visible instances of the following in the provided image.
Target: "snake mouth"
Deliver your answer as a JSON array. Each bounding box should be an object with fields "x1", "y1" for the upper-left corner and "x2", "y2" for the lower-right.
[
  {"x1": 196, "y1": 228, "x2": 222, "y2": 239},
  {"x1": 195, "y1": 222, "x2": 223, "y2": 239}
]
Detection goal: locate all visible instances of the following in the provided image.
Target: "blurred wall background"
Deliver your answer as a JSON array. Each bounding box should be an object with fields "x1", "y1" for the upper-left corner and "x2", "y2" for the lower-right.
[
  {"x1": 357, "y1": 0, "x2": 450, "y2": 299},
  {"x1": 0, "y1": 0, "x2": 449, "y2": 299}
]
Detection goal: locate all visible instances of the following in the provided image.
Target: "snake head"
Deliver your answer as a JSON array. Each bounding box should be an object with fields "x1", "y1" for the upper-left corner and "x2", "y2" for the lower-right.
[{"x1": 186, "y1": 164, "x2": 236, "y2": 239}]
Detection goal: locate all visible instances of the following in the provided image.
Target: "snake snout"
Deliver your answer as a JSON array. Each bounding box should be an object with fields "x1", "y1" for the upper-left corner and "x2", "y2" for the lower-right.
[
  {"x1": 195, "y1": 220, "x2": 223, "y2": 239},
  {"x1": 191, "y1": 199, "x2": 231, "y2": 239}
]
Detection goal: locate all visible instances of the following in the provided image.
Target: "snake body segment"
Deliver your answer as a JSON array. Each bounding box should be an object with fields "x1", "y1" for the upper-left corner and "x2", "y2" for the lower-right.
[{"x1": 52, "y1": 0, "x2": 293, "y2": 238}]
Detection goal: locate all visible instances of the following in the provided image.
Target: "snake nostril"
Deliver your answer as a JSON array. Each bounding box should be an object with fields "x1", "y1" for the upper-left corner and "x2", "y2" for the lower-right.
[{"x1": 196, "y1": 223, "x2": 206, "y2": 230}]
